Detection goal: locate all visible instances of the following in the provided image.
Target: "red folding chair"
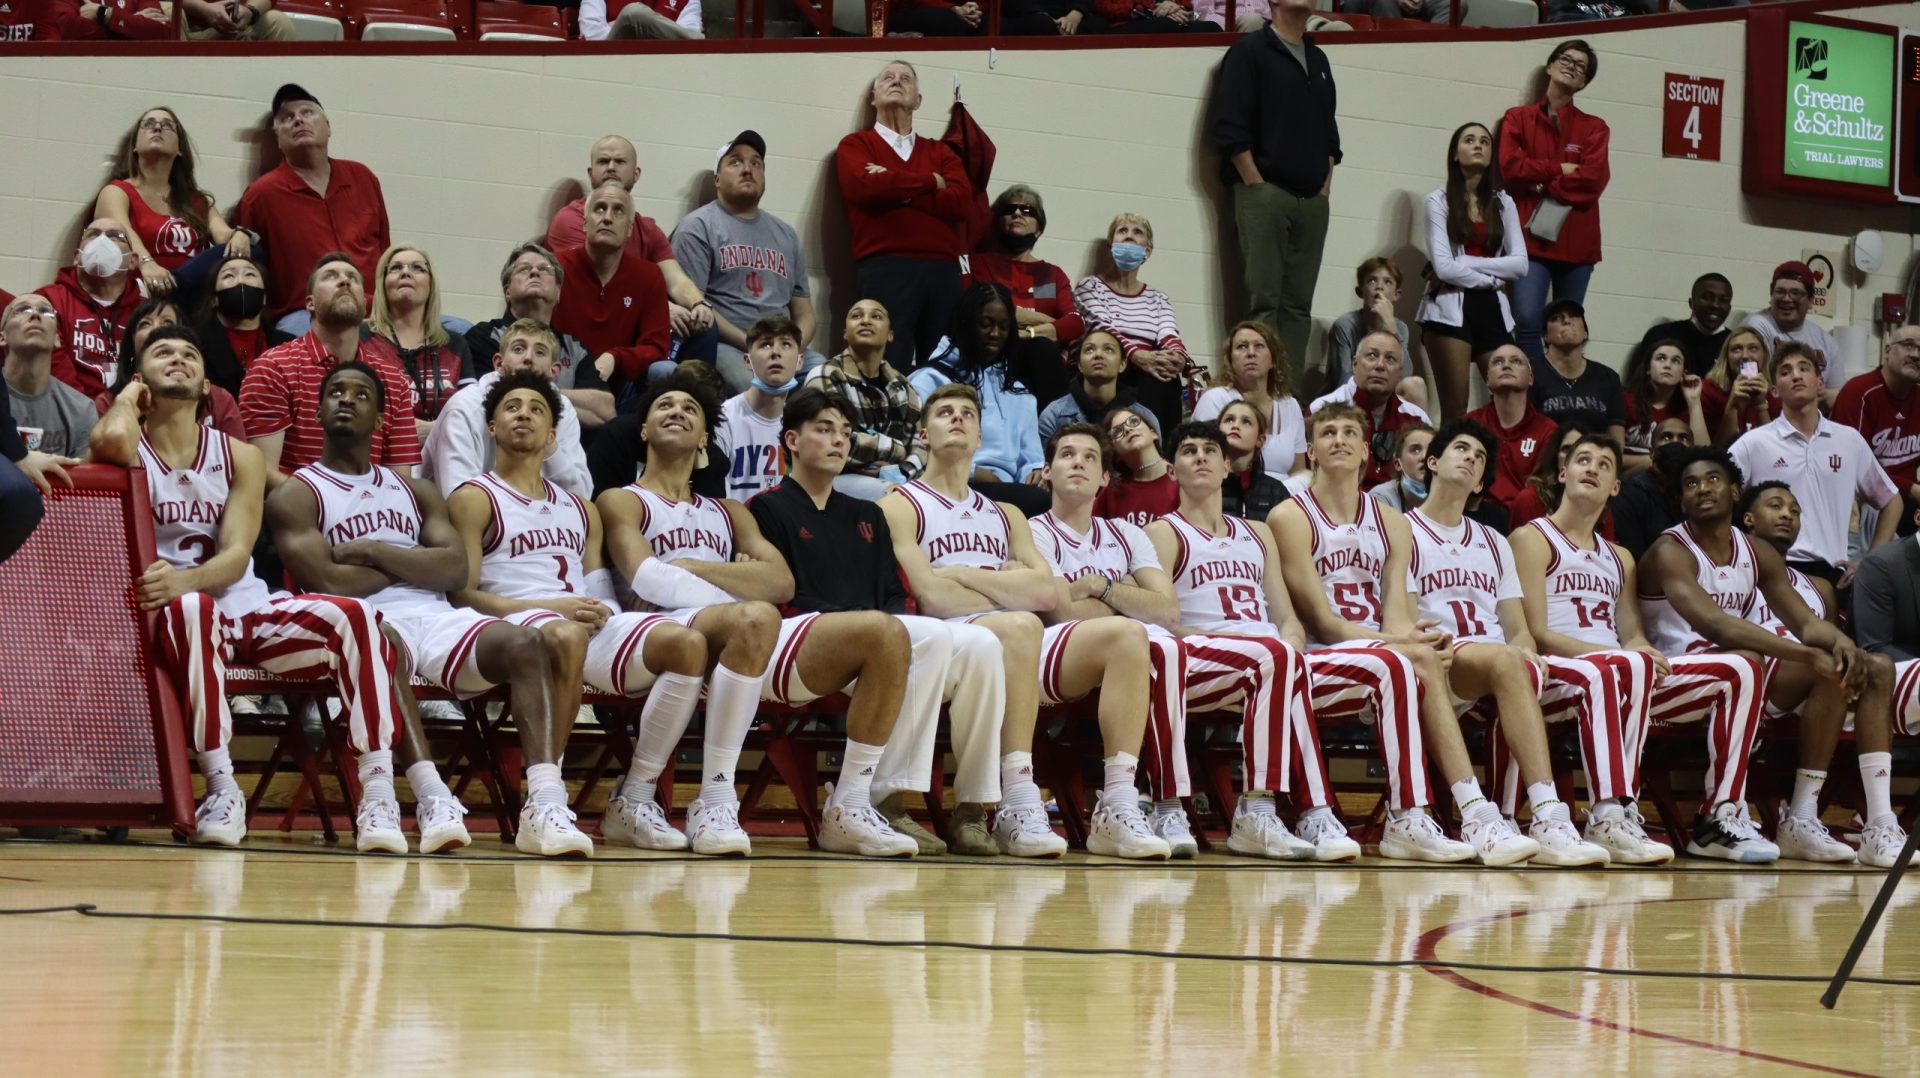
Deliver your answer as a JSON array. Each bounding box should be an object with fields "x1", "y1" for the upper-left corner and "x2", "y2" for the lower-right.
[{"x1": 475, "y1": 0, "x2": 566, "y2": 39}]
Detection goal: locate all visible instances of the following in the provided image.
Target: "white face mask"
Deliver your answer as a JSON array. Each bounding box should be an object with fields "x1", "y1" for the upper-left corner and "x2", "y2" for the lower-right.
[{"x1": 79, "y1": 234, "x2": 128, "y2": 278}]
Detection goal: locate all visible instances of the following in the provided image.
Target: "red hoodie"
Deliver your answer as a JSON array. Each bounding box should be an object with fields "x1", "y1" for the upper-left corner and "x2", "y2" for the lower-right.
[{"x1": 34, "y1": 267, "x2": 145, "y2": 398}]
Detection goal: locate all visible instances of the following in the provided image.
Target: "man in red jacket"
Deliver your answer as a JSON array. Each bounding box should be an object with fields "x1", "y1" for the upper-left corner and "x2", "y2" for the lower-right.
[
  {"x1": 1499, "y1": 39, "x2": 1610, "y2": 363},
  {"x1": 34, "y1": 218, "x2": 145, "y2": 398},
  {"x1": 835, "y1": 61, "x2": 971, "y2": 371},
  {"x1": 1464, "y1": 345, "x2": 1559, "y2": 513},
  {"x1": 551, "y1": 182, "x2": 671, "y2": 399}
]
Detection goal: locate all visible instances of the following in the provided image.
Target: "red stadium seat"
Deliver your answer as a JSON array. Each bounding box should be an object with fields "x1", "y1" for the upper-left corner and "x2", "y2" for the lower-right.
[
  {"x1": 475, "y1": 0, "x2": 566, "y2": 39},
  {"x1": 275, "y1": 0, "x2": 349, "y2": 38},
  {"x1": 349, "y1": 0, "x2": 458, "y2": 40}
]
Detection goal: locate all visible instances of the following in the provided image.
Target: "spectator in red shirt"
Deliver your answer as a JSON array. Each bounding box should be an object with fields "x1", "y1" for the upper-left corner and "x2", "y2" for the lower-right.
[
  {"x1": 1620, "y1": 337, "x2": 1708, "y2": 475},
  {"x1": 364, "y1": 244, "x2": 470, "y2": 439},
  {"x1": 1321, "y1": 330, "x2": 1428, "y2": 490},
  {"x1": 544, "y1": 135, "x2": 712, "y2": 350},
  {"x1": 237, "y1": 84, "x2": 391, "y2": 332},
  {"x1": 193, "y1": 254, "x2": 290, "y2": 399},
  {"x1": 94, "y1": 296, "x2": 247, "y2": 441},
  {"x1": 50, "y1": 0, "x2": 171, "y2": 39},
  {"x1": 33, "y1": 217, "x2": 145, "y2": 398},
  {"x1": 1, "y1": 0, "x2": 58, "y2": 38},
  {"x1": 551, "y1": 182, "x2": 671, "y2": 399},
  {"x1": 93, "y1": 106, "x2": 254, "y2": 307},
  {"x1": 239, "y1": 252, "x2": 419, "y2": 484},
  {"x1": 836, "y1": 61, "x2": 972, "y2": 371},
  {"x1": 1093, "y1": 402, "x2": 1176, "y2": 525},
  {"x1": 1504, "y1": 420, "x2": 1612, "y2": 538},
  {"x1": 962, "y1": 185, "x2": 1084, "y2": 407},
  {"x1": 1464, "y1": 344, "x2": 1560, "y2": 513},
  {"x1": 1499, "y1": 39, "x2": 1610, "y2": 362},
  {"x1": 1093, "y1": 0, "x2": 1206, "y2": 32},
  {"x1": 1833, "y1": 323, "x2": 1920, "y2": 530},
  {"x1": 1701, "y1": 325, "x2": 1773, "y2": 445}
]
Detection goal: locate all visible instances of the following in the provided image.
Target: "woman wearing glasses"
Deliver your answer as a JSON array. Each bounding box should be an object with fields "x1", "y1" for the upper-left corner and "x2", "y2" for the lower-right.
[
  {"x1": 93, "y1": 107, "x2": 254, "y2": 305},
  {"x1": 1416, "y1": 122, "x2": 1526, "y2": 425},
  {"x1": 1498, "y1": 40, "x2": 1610, "y2": 362},
  {"x1": 962, "y1": 185, "x2": 1084, "y2": 407},
  {"x1": 363, "y1": 244, "x2": 472, "y2": 439}
]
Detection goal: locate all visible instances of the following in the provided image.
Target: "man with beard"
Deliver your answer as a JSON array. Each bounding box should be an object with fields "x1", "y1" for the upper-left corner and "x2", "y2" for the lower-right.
[{"x1": 240, "y1": 253, "x2": 417, "y2": 485}]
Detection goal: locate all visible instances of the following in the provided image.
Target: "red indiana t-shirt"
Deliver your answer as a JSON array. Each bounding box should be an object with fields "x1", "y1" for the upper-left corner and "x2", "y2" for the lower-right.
[
  {"x1": 1093, "y1": 471, "x2": 1178, "y2": 527},
  {"x1": 1464, "y1": 400, "x2": 1559, "y2": 511},
  {"x1": 1832, "y1": 370, "x2": 1920, "y2": 494}
]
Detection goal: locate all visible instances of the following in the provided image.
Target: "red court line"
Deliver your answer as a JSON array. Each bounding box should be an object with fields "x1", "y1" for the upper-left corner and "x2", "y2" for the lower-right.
[{"x1": 1413, "y1": 896, "x2": 1880, "y2": 1078}]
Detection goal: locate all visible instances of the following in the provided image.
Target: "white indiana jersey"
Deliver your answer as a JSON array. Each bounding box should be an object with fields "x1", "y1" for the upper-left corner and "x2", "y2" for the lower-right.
[
  {"x1": 1164, "y1": 511, "x2": 1276, "y2": 634},
  {"x1": 1753, "y1": 564, "x2": 1829, "y2": 639},
  {"x1": 462, "y1": 472, "x2": 592, "y2": 600},
  {"x1": 621, "y1": 485, "x2": 736, "y2": 566},
  {"x1": 1028, "y1": 511, "x2": 1156, "y2": 582},
  {"x1": 141, "y1": 427, "x2": 271, "y2": 618},
  {"x1": 1406, "y1": 510, "x2": 1521, "y2": 646},
  {"x1": 1527, "y1": 516, "x2": 1625, "y2": 648},
  {"x1": 1294, "y1": 489, "x2": 1390, "y2": 636},
  {"x1": 895, "y1": 480, "x2": 1012, "y2": 570},
  {"x1": 1639, "y1": 523, "x2": 1760, "y2": 656},
  {"x1": 291, "y1": 462, "x2": 446, "y2": 618}
]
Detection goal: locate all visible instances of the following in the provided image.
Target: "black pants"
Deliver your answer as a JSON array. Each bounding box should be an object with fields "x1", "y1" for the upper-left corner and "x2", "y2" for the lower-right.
[
  {"x1": 1010, "y1": 336, "x2": 1072, "y2": 412},
  {"x1": 858, "y1": 255, "x2": 962, "y2": 371},
  {"x1": 1121, "y1": 366, "x2": 1184, "y2": 449},
  {"x1": 0, "y1": 456, "x2": 43, "y2": 565},
  {"x1": 972, "y1": 478, "x2": 1051, "y2": 519}
]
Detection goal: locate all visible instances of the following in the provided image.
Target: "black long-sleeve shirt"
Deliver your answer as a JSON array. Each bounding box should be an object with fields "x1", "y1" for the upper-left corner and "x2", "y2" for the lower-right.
[
  {"x1": 1, "y1": 406, "x2": 26, "y2": 462},
  {"x1": 747, "y1": 477, "x2": 910, "y2": 616},
  {"x1": 1210, "y1": 28, "x2": 1342, "y2": 196}
]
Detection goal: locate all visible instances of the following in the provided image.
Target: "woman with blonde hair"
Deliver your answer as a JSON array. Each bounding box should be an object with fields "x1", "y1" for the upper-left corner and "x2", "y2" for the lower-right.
[
  {"x1": 1192, "y1": 320, "x2": 1306, "y2": 478},
  {"x1": 365, "y1": 244, "x2": 471, "y2": 436},
  {"x1": 1700, "y1": 325, "x2": 1773, "y2": 444},
  {"x1": 93, "y1": 105, "x2": 252, "y2": 302}
]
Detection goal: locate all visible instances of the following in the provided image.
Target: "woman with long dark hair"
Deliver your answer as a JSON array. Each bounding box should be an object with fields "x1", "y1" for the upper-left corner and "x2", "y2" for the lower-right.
[
  {"x1": 194, "y1": 254, "x2": 291, "y2": 399},
  {"x1": 1620, "y1": 337, "x2": 1708, "y2": 474},
  {"x1": 93, "y1": 106, "x2": 253, "y2": 304},
  {"x1": 907, "y1": 282, "x2": 1048, "y2": 516},
  {"x1": 1417, "y1": 121, "x2": 1527, "y2": 423}
]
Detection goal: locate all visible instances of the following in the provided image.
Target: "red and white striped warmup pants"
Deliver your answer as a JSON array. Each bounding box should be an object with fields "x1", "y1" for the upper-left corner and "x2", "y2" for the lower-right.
[
  {"x1": 1485, "y1": 654, "x2": 1629, "y2": 815},
  {"x1": 1629, "y1": 651, "x2": 1766, "y2": 806},
  {"x1": 1305, "y1": 643, "x2": 1430, "y2": 810},
  {"x1": 1139, "y1": 631, "x2": 1190, "y2": 799},
  {"x1": 157, "y1": 592, "x2": 403, "y2": 755},
  {"x1": 1894, "y1": 659, "x2": 1920, "y2": 738},
  {"x1": 1180, "y1": 632, "x2": 1312, "y2": 795}
]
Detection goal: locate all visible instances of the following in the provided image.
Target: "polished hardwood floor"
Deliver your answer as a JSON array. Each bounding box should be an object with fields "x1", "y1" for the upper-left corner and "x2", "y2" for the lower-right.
[{"x1": 0, "y1": 835, "x2": 1913, "y2": 1076}]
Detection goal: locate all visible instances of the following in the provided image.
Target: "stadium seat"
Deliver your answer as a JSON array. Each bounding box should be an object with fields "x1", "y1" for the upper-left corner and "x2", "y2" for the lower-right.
[
  {"x1": 475, "y1": 0, "x2": 566, "y2": 40},
  {"x1": 1460, "y1": 0, "x2": 1538, "y2": 27},
  {"x1": 351, "y1": 0, "x2": 459, "y2": 40},
  {"x1": 275, "y1": 0, "x2": 349, "y2": 39}
]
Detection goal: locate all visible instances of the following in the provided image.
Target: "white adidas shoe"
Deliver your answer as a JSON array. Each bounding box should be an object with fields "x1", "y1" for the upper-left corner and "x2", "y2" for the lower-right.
[
  {"x1": 417, "y1": 795, "x2": 472, "y2": 854},
  {"x1": 1528, "y1": 815, "x2": 1611, "y2": 867},
  {"x1": 1775, "y1": 813, "x2": 1856, "y2": 863},
  {"x1": 687, "y1": 796, "x2": 752, "y2": 856},
  {"x1": 1378, "y1": 810, "x2": 1474, "y2": 863},
  {"x1": 1150, "y1": 807, "x2": 1200, "y2": 860},
  {"x1": 992, "y1": 804, "x2": 1068, "y2": 858},
  {"x1": 1086, "y1": 796, "x2": 1172, "y2": 861},
  {"x1": 1227, "y1": 802, "x2": 1316, "y2": 861},
  {"x1": 602, "y1": 792, "x2": 689, "y2": 851},
  {"x1": 516, "y1": 801, "x2": 596, "y2": 858},
  {"x1": 355, "y1": 796, "x2": 407, "y2": 854},
  {"x1": 818, "y1": 798, "x2": 918, "y2": 859},
  {"x1": 1585, "y1": 805, "x2": 1675, "y2": 866},
  {"x1": 1295, "y1": 808, "x2": 1362, "y2": 862},
  {"x1": 1461, "y1": 812, "x2": 1539, "y2": 866},
  {"x1": 193, "y1": 790, "x2": 248, "y2": 847},
  {"x1": 1857, "y1": 822, "x2": 1918, "y2": 869}
]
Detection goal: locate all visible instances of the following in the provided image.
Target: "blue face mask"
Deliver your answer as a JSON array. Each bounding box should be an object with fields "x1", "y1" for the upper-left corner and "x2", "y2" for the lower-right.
[
  {"x1": 1110, "y1": 241, "x2": 1148, "y2": 272},
  {"x1": 752, "y1": 375, "x2": 800, "y2": 394},
  {"x1": 1400, "y1": 474, "x2": 1429, "y2": 500}
]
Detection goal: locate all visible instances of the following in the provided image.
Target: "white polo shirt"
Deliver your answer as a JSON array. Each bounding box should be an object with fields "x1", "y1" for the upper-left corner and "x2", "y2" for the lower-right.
[
  {"x1": 1742, "y1": 312, "x2": 1845, "y2": 389},
  {"x1": 1730, "y1": 414, "x2": 1899, "y2": 565}
]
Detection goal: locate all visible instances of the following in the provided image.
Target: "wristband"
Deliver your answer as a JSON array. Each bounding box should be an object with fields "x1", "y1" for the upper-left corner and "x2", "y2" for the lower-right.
[{"x1": 1098, "y1": 577, "x2": 1114, "y2": 605}]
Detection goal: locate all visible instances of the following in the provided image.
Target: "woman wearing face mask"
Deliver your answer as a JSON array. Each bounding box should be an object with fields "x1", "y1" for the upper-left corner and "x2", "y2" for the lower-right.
[
  {"x1": 1621, "y1": 338, "x2": 1708, "y2": 475},
  {"x1": 1072, "y1": 212, "x2": 1196, "y2": 439},
  {"x1": 1192, "y1": 321, "x2": 1306, "y2": 479},
  {"x1": 907, "y1": 282, "x2": 1049, "y2": 517},
  {"x1": 192, "y1": 254, "x2": 290, "y2": 399},
  {"x1": 1217, "y1": 400, "x2": 1291, "y2": 521},
  {"x1": 1367, "y1": 423, "x2": 1432, "y2": 512},
  {"x1": 364, "y1": 244, "x2": 471, "y2": 439},
  {"x1": 962, "y1": 185, "x2": 1084, "y2": 408},
  {"x1": 1417, "y1": 121, "x2": 1527, "y2": 425},
  {"x1": 95, "y1": 297, "x2": 247, "y2": 439},
  {"x1": 93, "y1": 106, "x2": 254, "y2": 305},
  {"x1": 1700, "y1": 326, "x2": 1773, "y2": 445}
]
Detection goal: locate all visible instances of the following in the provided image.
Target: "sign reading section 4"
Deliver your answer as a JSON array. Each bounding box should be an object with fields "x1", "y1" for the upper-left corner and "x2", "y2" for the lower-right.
[
  {"x1": 1784, "y1": 19, "x2": 1894, "y2": 186},
  {"x1": 1664, "y1": 74, "x2": 1725, "y2": 160}
]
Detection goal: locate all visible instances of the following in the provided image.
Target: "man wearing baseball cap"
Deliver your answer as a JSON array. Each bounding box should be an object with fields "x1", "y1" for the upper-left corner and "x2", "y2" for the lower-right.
[
  {"x1": 669, "y1": 131, "x2": 823, "y2": 393},
  {"x1": 1529, "y1": 298, "x2": 1626, "y2": 448},
  {"x1": 237, "y1": 84, "x2": 391, "y2": 332},
  {"x1": 1743, "y1": 260, "x2": 1844, "y2": 406}
]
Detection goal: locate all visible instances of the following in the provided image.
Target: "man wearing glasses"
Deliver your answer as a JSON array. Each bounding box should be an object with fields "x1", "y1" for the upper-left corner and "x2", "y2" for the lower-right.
[
  {"x1": 30, "y1": 219, "x2": 144, "y2": 398},
  {"x1": 1743, "y1": 261, "x2": 1842, "y2": 408},
  {"x1": 1309, "y1": 330, "x2": 1431, "y2": 490},
  {"x1": 463, "y1": 244, "x2": 614, "y2": 431},
  {"x1": 1832, "y1": 323, "x2": 1920, "y2": 531}
]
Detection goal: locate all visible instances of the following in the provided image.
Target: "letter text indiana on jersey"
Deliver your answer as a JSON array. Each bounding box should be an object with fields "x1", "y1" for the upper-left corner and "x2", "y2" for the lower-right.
[
  {"x1": 326, "y1": 508, "x2": 419, "y2": 545},
  {"x1": 928, "y1": 531, "x2": 1007, "y2": 564}
]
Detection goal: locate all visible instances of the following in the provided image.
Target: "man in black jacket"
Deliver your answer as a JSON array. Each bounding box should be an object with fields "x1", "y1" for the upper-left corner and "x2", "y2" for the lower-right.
[
  {"x1": 1852, "y1": 496, "x2": 1920, "y2": 745},
  {"x1": 0, "y1": 404, "x2": 48, "y2": 563}
]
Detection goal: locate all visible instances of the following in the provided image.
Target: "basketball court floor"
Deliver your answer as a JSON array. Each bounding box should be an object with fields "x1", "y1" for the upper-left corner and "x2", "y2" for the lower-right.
[{"x1": 0, "y1": 836, "x2": 1913, "y2": 1076}]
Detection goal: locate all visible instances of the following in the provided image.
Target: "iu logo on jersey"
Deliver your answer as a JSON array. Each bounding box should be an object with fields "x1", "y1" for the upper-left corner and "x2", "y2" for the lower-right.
[
  {"x1": 857, "y1": 522, "x2": 875, "y2": 543},
  {"x1": 1828, "y1": 455, "x2": 1843, "y2": 472},
  {"x1": 1520, "y1": 437, "x2": 1537, "y2": 456}
]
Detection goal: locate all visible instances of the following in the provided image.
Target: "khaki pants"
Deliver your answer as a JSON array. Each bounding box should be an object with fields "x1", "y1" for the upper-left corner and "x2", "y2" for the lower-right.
[
  {"x1": 609, "y1": 5, "x2": 703, "y2": 38},
  {"x1": 182, "y1": 6, "x2": 296, "y2": 39}
]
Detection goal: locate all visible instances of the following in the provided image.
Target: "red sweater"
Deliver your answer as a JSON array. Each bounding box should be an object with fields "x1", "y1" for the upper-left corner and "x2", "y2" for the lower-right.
[
  {"x1": 551, "y1": 244, "x2": 670, "y2": 382},
  {"x1": 835, "y1": 129, "x2": 971, "y2": 263},
  {"x1": 1497, "y1": 98, "x2": 1610, "y2": 266},
  {"x1": 1464, "y1": 400, "x2": 1559, "y2": 511}
]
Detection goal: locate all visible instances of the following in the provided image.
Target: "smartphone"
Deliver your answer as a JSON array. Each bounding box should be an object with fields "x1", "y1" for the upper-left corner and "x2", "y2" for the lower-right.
[{"x1": 1739, "y1": 360, "x2": 1759, "y2": 379}]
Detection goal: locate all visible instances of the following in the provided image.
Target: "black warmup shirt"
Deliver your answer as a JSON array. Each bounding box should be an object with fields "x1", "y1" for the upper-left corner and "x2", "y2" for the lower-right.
[
  {"x1": 1635, "y1": 318, "x2": 1729, "y2": 380},
  {"x1": 1530, "y1": 354, "x2": 1627, "y2": 433},
  {"x1": 748, "y1": 477, "x2": 910, "y2": 616}
]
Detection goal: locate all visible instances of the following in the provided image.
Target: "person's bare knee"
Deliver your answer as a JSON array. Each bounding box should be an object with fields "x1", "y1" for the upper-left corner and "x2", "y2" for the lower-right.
[{"x1": 644, "y1": 625, "x2": 707, "y2": 678}]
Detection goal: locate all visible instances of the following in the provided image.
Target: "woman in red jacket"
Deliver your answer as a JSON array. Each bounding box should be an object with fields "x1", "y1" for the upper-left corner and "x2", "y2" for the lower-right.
[{"x1": 1498, "y1": 39, "x2": 1609, "y2": 363}]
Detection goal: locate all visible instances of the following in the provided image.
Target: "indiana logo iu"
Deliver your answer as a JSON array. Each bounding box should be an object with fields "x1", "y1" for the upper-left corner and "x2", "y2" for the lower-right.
[
  {"x1": 1828, "y1": 454, "x2": 1843, "y2": 472},
  {"x1": 1519, "y1": 437, "x2": 1538, "y2": 456}
]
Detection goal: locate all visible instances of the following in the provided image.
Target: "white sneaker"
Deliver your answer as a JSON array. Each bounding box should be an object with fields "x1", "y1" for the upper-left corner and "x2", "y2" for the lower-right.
[
  {"x1": 1461, "y1": 811, "x2": 1539, "y2": 866},
  {"x1": 992, "y1": 804, "x2": 1068, "y2": 858},
  {"x1": 1585, "y1": 805, "x2": 1675, "y2": 866},
  {"x1": 419, "y1": 699, "x2": 465, "y2": 723},
  {"x1": 1528, "y1": 814, "x2": 1611, "y2": 867},
  {"x1": 1086, "y1": 796, "x2": 1172, "y2": 861},
  {"x1": 1150, "y1": 808, "x2": 1199, "y2": 860},
  {"x1": 1227, "y1": 802, "x2": 1315, "y2": 861},
  {"x1": 516, "y1": 801, "x2": 596, "y2": 858},
  {"x1": 1685, "y1": 801, "x2": 1780, "y2": 863},
  {"x1": 1295, "y1": 808, "x2": 1362, "y2": 862},
  {"x1": 602, "y1": 792, "x2": 689, "y2": 851},
  {"x1": 355, "y1": 796, "x2": 407, "y2": 854},
  {"x1": 819, "y1": 797, "x2": 918, "y2": 859},
  {"x1": 1776, "y1": 813, "x2": 1857, "y2": 863},
  {"x1": 228, "y1": 694, "x2": 261, "y2": 716},
  {"x1": 687, "y1": 796, "x2": 752, "y2": 856},
  {"x1": 1378, "y1": 810, "x2": 1473, "y2": 863},
  {"x1": 417, "y1": 795, "x2": 471, "y2": 854},
  {"x1": 193, "y1": 790, "x2": 248, "y2": 847},
  {"x1": 1857, "y1": 822, "x2": 1918, "y2": 869}
]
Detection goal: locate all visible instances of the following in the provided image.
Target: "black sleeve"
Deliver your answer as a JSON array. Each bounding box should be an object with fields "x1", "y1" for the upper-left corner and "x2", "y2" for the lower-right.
[
  {"x1": 463, "y1": 321, "x2": 500, "y2": 372},
  {"x1": 1209, "y1": 42, "x2": 1257, "y2": 158},
  {"x1": 567, "y1": 337, "x2": 609, "y2": 392},
  {"x1": 587, "y1": 414, "x2": 644, "y2": 497},
  {"x1": 1603, "y1": 370, "x2": 1627, "y2": 426},
  {"x1": 692, "y1": 451, "x2": 727, "y2": 499},
  {"x1": 0, "y1": 407, "x2": 25, "y2": 462},
  {"x1": 1609, "y1": 480, "x2": 1656, "y2": 560},
  {"x1": 870, "y1": 510, "x2": 911, "y2": 616},
  {"x1": 265, "y1": 325, "x2": 294, "y2": 348}
]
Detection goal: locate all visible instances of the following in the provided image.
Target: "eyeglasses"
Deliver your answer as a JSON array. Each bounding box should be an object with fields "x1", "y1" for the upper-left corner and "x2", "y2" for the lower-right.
[
  {"x1": 1891, "y1": 339, "x2": 1920, "y2": 353},
  {"x1": 1555, "y1": 56, "x2": 1589, "y2": 74},
  {"x1": 139, "y1": 118, "x2": 177, "y2": 133},
  {"x1": 81, "y1": 228, "x2": 130, "y2": 244},
  {"x1": 1771, "y1": 286, "x2": 1809, "y2": 301},
  {"x1": 510, "y1": 263, "x2": 557, "y2": 280},
  {"x1": 1002, "y1": 205, "x2": 1038, "y2": 219},
  {"x1": 1110, "y1": 415, "x2": 1147, "y2": 434}
]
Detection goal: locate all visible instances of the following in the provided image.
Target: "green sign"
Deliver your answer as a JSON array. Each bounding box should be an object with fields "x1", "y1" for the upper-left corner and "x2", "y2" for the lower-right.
[{"x1": 1784, "y1": 20, "x2": 1894, "y2": 186}]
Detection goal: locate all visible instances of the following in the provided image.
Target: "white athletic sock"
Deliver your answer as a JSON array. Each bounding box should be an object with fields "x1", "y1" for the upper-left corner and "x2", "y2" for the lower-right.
[
  {"x1": 1153, "y1": 798, "x2": 1183, "y2": 818},
  {"x1": 526, "y1": 762, "x2": 566, "y2": 808},
  {"x1": 359, "y1": 750, "x2": 397, "y2": 806},
  {"x1": 1301, "y1": 804, "x2": 1335, "y2": 823},
  {"x1": 999, "y1": 751, "x2": 1043, "y2": 812},
  {"x1": 1239, "y1": 790, "x2": 1278, "y2": 816},
  {"x1": 625, "y1": 671, "x2": 703, "y2": 799},
  {"x1": 700, "y1": 664, "x2": 763, "y2": 806},
  {"x1": 1450, "y1": 776, "x2": 1487, "y2": 813},
  {"x1": 1528, "y1": 781, "x2": 1568, "y2": 824},
  {"x1": 1588, "y1": 798, "x2": 1626, "y2": 823},
  {"x1": 830, "y1": 739, "x2": 886, "y2": 813},
  {"x1": 1102, "y1": 753, "x2": 1139, "y2": 814},
  {"x1": 199, "y1": 747, "x2": 240, "y2": 798},
  {"x1": 406, "y1": 759, "x2": 453, "y2": 804},
  {"x1": 1789, "y1": 768, "x2": 1827, "y2": 821},
  {"x1": 1859, "y1": 753, "x2": 1895, "y2": 828}
]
